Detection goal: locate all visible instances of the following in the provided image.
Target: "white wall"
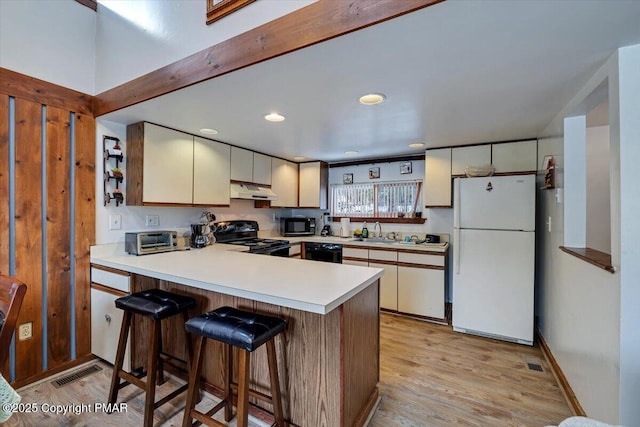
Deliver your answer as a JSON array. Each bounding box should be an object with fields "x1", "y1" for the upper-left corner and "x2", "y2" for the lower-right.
[
  {"x1": 586, "y1": 125, "x2": 611, "y2": 254},
  {"x1": 96, "y1": 119, "x2": 287, "y2": 244},
  {"x1": 95, "y1": 0, "x2": 316, "y2": 93},
  {"x1": 537, "y1": 136, "x2": 621, "y2": 423},
  {"x1": 0, "y1": 0, "x2": 96, "y2": 94},
  {"x1": 537, "y1": 45, "x2": 640, "y2": 425}
]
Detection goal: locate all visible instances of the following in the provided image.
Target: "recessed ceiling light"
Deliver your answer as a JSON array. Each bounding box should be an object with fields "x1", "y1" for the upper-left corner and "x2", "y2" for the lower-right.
[
  {"x1": 344, "y1": 150, "x2": 359, "y2": 155},
  {"x1": 293, "y1": 156, "x2": 306, "y2": 161},
  {"x1": 199, "y1": 128, "x2": 218, "y2": 135},
  {"x1": 409, "y1": 142, "x2": 425, "y2": 148},
  {"x1": 265, "y1": 113, "x2": 285, "y2": 122},
  {"x1": 359, "y1": 93, "x2": 386, "y2": 105}
]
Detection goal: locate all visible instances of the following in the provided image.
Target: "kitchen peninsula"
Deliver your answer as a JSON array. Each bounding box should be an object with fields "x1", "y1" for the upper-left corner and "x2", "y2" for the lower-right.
[{"x1": 90, "y1": 244, "x2": 383, "y2": 427}]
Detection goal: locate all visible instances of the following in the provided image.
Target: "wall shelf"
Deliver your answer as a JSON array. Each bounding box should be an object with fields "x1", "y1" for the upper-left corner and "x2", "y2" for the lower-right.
[{"x1": 103, "y1": 135, "x2": 124, "y2": 206}]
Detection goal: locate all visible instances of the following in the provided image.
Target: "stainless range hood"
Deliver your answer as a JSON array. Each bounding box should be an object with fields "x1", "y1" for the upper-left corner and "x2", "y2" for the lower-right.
[{"x1": 230, "y1": 183, "x2": 278, "y2": 201}]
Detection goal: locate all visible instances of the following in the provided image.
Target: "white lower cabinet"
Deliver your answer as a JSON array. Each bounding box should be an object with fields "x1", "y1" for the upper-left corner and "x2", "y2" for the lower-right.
[
  {"x1": 369, "y1": 262, "x2": 398, "y2": 311},
  {"x1": 397, "y1": 266, "x2": 445, "y2": 319},
  {"x1": 91, "y1": 287, "x2": 130, "y2": 371}
]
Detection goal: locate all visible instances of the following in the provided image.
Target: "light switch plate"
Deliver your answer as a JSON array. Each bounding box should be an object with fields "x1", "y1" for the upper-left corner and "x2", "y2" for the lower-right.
[{"x1": 109, "y1": 214, "x2": 122, "y2": 230}]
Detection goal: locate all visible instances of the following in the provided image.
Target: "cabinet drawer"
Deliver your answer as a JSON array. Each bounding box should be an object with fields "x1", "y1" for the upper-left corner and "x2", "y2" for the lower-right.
[
  {"x1": 369, "y1": 249, "x2": 397, "y2": 262},
  {"x1": 91, "y1": 267, "x2": 131, "y2": 293},
  {"x1": 343, "y1": 260, "x2": 369, "y2": 267},
  {"x1": 343, "y1": 247, "x2": 368, "y2": 259},
  {"x1": 397, "y1": 252, "x2": 444, "y2": 267}
]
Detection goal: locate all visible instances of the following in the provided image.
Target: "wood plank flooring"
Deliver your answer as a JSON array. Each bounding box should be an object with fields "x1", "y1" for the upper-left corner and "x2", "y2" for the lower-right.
[
  {"x1": 7, "y1": 313, "x2": 572, "y2": 426},
  {"x1": 371, "y1": 314, "x2": 573, "y2": 426}
]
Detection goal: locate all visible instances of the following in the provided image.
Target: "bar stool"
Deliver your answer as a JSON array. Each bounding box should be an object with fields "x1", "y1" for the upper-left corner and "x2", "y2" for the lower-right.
[
  {"x1": 108, "y1": 288, "x2": 196, "y2": 427},
  {"x1": 182, "y1": 306, "x2": 287, "y2": 427}
]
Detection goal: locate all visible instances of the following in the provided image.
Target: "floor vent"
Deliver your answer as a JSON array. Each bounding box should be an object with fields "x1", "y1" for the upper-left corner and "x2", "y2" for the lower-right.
[
  {"x1": 52, "y1": 364, "x2": 103, "y2": 388},
  {"x1": 527, "y1": 362, "x2": 544, "y2": 372}
]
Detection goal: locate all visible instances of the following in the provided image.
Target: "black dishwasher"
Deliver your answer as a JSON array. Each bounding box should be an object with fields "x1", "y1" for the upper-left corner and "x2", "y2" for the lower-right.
[{"x1": 303, "y1": 242, "x2": 343, "y2": 263}]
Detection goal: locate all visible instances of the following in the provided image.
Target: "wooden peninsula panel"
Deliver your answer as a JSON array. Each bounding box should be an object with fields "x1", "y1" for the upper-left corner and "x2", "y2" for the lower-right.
[{"x1": 129, "y1": 274, "x2": 380, "y2": 427}]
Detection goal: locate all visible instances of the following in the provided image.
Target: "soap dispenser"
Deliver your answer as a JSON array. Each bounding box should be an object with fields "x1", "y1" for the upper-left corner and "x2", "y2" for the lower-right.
[{"x1": 362, "y1": 221, "x2": 369, "y2": 239}]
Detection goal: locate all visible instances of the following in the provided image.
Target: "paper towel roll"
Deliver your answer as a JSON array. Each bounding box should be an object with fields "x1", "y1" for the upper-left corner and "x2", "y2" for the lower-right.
[{"x1": 340, "y1": 218, "x2": 351, "y2": 237}]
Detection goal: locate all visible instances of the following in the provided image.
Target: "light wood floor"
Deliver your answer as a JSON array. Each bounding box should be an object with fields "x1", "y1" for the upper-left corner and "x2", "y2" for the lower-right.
[
  {"x1": 7, "y1": 313, "x2": 572, "y2": 426},
  {"x1": 371, "y1": 314, "x2": 573, "y2": 426}
]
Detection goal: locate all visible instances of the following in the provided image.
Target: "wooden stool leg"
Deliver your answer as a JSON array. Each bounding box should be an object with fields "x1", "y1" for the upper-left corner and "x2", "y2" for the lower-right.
[
  {"x1": 143, "y1": 318, "x2": 161, "y2": 427},
  {"x1": 236, "y1": 349, "x2": 251, "y2": 427},
  {"x1": 224, "y1": 343, "x2": 233, "y2": 421},
  {"x1": 108, "y1": 311, "x2": 132, "y2": 405},
  {"x1": 266, "y1": 339, "x2": 285, "y2": 426},
  {"x1": 182, "y1": 336, "x2": 206, "y2": 427},
  {"x1": 157, "y1": 324, "x2": 165, "y2": 385}
]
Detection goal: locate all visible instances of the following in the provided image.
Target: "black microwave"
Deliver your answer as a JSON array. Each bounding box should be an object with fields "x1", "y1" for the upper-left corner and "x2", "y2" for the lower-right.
[{"x1": 280, "y1": 217, "x2": 316, "y2": 236}]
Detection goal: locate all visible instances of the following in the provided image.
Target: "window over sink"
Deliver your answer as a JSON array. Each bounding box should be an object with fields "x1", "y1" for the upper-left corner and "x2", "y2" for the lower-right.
[{"x1": 331, "y1": 180, "x2": 423, "y2": 222}]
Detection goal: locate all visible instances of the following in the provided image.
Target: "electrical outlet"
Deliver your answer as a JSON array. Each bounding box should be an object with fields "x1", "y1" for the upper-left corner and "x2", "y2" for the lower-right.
[
  {"x1": 146, "y1": 214, "x2": 160, "y2": 227},
  {"x1": 109, "y1": 214, "x2": 122, "y2": 230},
  {"x1": 19, "y1": 322, "x2": 33, "y2": 341}
]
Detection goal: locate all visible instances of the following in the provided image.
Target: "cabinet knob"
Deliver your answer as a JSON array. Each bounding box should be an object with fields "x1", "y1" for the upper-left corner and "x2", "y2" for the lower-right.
[{"x1": 105, "y1": 314, "x2": 111, "y2": 323}]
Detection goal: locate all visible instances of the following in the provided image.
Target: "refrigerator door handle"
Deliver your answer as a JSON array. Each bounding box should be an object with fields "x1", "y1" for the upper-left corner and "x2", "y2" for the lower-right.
[
  {"x1": 454, "y1": 228, "x2": 460, "y2": 274},
  {"x1": 453, "y1": 178, "x2": 460, "y2": 229}
]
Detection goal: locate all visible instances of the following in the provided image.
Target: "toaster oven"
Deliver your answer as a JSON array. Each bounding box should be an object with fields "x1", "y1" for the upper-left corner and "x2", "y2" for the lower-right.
[{"x1": 125, "y1": 231, "x2": 178, "y2": 255}]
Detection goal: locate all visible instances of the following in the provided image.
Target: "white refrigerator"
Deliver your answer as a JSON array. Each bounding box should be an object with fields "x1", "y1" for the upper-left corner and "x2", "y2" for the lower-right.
[{"x1": 452, "y1": 174, "x2": 536, "y2": 345}]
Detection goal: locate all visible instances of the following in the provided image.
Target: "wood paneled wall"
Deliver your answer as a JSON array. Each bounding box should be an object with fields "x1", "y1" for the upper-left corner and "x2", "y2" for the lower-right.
[{"x1": 0, "y1": 68, "x2": 95, "y2": 384}]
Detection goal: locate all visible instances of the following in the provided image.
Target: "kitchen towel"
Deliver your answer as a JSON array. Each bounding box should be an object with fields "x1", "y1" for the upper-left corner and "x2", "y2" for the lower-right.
[{"x1": 0, "y1": 373, "x2": 21, "y2": 422}]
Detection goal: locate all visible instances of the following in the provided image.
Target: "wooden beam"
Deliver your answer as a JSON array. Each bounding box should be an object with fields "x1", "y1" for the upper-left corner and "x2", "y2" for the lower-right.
[
  {"x1": 0, "y1": 68, "x2": 93, "y2": 116},
  {"x1": 94, "y1": 0, "x2": 445, "y2": 116}
]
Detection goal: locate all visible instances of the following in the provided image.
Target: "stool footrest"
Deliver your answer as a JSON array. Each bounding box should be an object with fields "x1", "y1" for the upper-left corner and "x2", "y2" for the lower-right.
[
  {"x1": 154, "y1": 383, "x2": 189, "y2": 409},
  {"x1": 119, "y1": 371, "x2": 147, "y2": 390},
  {"x1": 230, "y1": 382, "x2": 273, "y2": 405},
  {"x1": 191, "y1": 406, "x2": 229, "y2": 427}
]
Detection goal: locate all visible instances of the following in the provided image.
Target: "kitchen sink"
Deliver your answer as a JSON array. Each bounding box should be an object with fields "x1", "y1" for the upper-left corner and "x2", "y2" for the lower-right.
[{"x1": 350, "y1": 237, "x2": 399, "y2": 244}]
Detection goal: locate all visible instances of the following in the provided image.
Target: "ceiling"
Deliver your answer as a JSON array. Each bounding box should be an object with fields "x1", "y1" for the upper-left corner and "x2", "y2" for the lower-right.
[{"x1": 100, "y1": 0, "x2": 640, "y2": 163}]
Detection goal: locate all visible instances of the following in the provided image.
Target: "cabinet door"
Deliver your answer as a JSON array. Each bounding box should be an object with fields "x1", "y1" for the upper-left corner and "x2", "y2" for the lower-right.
[
  {"x1": 91, "y1": 288, "x2": 130, "y2": 371},
  {"x1": 193, "y1": 137, "x2": 231, "y2": 205},
  {"x1": 398, "y1": 266, "x2": 445, "y2": 319},
  {"x1": 298, "y1": 162, "x2": 328, "y2": 209},
  {"x1": 369, "y1": 262, "x2": 398, "y2": 311},
  {"x1": 424, "y1": 148, "x2": 452, "y2": 207},
  {"x1": 491, "y1": 140, "x2": 537, "y2": 173},
  {"x1": 230, "y1": 146, "x2": 253, "y2": 183},
  {"x1": 271, "y1": 158, "x2": 298, "y2": 207},
  {"x1": 143, "y1": 123, "x2": 193, "y2": 204},
  {"x1": 451, "y1": 145, "x2": 491, "y2": 176},
  {"x1": 253, "y1": 153, "x2": 272, "y2": 186}
]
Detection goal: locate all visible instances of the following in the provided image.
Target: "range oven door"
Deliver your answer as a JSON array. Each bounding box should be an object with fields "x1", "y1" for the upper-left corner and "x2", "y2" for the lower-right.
[
  {"x1": 303, "y1": 243, "x2": 343, "y2": 263},
  {"x1": 252, "y1": 245, "x2": 291, "y2": 257}
]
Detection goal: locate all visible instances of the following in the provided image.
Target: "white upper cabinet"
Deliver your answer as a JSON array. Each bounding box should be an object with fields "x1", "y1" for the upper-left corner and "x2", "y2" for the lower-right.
[
  {"x1": 271, "y1": 158, "x2": 298, "y2": 208},
  {"x1": 298, "y1": 161, "x2": 328, "y2": 209},
  {"x1": 142, "y1": 123, "x2": 194, "y2": 204},
  {"x1": 231, "y1": 147, "x2": 272, "y2": 185},
  {"x1": 451, "y1": 145, "x2": 491, "y2": 176},
  {"x1": 230, "y1": 146, "x2": 254, "y2": 183},
  {"x1": 424, "y1": 148, "x2": 452, "y2": 207},
  {"x1": 491, "y1": 140, "x2": 537, "y2": 173},
  {"x1": 193, "y1": 137, "x2": 231, "y2": 205},
  {"x1": 253, "y1": 152, "x2": 272, "y2": 186}
]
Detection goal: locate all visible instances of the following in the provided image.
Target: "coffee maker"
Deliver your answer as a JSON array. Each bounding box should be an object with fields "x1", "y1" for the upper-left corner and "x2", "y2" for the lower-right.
[{"x1": 190, "y1": 223, "x2": 211, "y2": 248}]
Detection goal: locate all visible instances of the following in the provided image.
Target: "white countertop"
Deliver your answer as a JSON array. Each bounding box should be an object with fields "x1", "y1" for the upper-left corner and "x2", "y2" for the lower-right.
[
  {"x1": 284, "y1": 235, "x2": 449, "y2": 253},
  {"x1": 90, "y1": 243, "x2": 383, "y2": 315}
]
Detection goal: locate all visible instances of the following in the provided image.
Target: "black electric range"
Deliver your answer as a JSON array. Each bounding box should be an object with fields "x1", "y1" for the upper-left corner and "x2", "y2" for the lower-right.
[{"x1": 213, "y1": 220, "x2": 290, "y2": 257}]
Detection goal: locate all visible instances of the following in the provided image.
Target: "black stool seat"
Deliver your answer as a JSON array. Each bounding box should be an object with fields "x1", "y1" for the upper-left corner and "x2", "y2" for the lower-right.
[
  {"x1": 185, "y1": 306, "x2": 287, "y2": 352},
  {"x1": 115, "y1": 289, "x2": 196, "y2": 320}
]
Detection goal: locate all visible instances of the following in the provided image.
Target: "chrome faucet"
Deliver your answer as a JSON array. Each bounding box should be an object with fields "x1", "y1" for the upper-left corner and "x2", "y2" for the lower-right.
[{"x1": 373, "y1": 222, "x2": 382, "y2": 238}]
